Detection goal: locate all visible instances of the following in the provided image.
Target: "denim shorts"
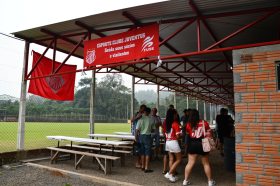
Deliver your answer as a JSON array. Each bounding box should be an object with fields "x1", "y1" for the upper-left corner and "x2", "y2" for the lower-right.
[
  {"x1": 134, "y1": 135, "x2": 141, "y2": 155},
  {"x1": 139, "y1": 134, "x2": 152, "y2": 156},
  {"x1": 151, "y1": 133, "x2": 160, "y2": 147}
]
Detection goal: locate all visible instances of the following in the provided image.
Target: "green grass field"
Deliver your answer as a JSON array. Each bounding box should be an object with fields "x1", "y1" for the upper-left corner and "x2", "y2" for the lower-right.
[{"x1": 0, "y1": 122, "x2": 130, "y2": 153}]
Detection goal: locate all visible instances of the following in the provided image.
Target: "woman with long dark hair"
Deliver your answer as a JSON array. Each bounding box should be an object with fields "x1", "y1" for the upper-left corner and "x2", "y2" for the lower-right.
[
  {"x1": 183, "y1": 109, "x2": 216, "y2": 186},
  {"x1": 163, "y1": 108, "x2": 182, "y2": 183}
]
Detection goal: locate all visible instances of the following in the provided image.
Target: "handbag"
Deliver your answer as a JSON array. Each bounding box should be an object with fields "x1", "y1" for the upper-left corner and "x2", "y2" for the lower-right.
[{"x1": 201, "y1": 121, "x2": 216, "y2": 152}]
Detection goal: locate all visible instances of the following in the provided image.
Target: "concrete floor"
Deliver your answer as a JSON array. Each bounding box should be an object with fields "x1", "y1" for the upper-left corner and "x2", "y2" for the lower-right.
[{"x1": 24, "y1": 149, "x2": 236, "y2": 186}]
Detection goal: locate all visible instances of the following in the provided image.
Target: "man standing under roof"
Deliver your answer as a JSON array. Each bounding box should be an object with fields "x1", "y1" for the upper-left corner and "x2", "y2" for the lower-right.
[{"x1": 135, "y1": 107, "x2": 155, "y2": 173}]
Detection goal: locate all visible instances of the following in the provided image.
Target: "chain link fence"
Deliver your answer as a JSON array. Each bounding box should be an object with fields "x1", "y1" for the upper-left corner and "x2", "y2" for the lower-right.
[
  {"x1": 0, "y1": 92, "x2": 130, "y2": 153},
  {"x1": 0, "y1": 92, "x2": 221, "y2": 153}
]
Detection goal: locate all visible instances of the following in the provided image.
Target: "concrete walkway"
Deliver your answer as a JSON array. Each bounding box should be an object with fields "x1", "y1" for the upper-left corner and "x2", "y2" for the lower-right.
[{"x1": 29, "y1": 149, "x2": 235, "y2": 186}]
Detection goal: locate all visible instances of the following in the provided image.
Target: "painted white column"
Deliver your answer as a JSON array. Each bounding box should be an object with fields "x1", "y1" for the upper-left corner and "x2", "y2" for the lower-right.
[
  {"x1": 17, "y1": 41, "x2": 29, "y2": 150},
  {"x1": 89, "y1": 70, "x2": 96, "y2": 135},
  {"x1": 196, "y1": 99, "x2": 199, "y2": 110}
]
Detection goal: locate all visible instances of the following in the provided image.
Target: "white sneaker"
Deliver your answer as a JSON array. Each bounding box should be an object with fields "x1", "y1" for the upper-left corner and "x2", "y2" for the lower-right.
[
  {"x1": 164, "y1": 172, "x2": 171, "y2": 179},
  {"x1": 169, "y1": 175, "x2": 178, "y2": 183},
  {"x1": 208, "y1": 180, "x2": 216, "y2": 186},
  {"x1": 183, "y1": 179, "x2": 191, "y2": 185}
]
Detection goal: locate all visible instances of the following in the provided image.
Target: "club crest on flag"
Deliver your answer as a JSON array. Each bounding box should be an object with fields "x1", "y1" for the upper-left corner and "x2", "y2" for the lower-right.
[
  {"x1": 86, "y1": 49, "x2": 96, "y2": 64},
  {"x1": 142, "y1": 35, "x2": 154, "y2": 52},
  {"x1": 45, "y1": 76, "x2": 65, "y2": 93}
]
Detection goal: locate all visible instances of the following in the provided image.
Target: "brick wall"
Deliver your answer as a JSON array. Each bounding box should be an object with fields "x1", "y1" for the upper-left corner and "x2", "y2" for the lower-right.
[{"x1": 233, "y1": 46, "x2": 280, "y2": 186}]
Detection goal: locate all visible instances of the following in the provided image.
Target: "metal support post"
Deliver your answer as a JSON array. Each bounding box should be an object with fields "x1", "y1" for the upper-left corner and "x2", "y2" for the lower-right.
[
  {"x1": 204, "y1": 101, "x2": 207, "y2": 120},
  {"x1": 186, "y1": 95, "x2": 189, "y2": 108},
  {"x1": 17, "y1": 41, "x2": 29, "y2": 151},
  {"x1": 213, "y1": 104, "x2": 216, "y2": 120},
  {"x1": 196, "y1": 99, "x2": 199, "y2": 110},
  {"x1": 157, "y1": 85, "x2": 160, "y2": 114},
  {"x1": 131, "y1": 76, "x2": 135, "y2": 117},
  {"x1": 131, "y1": 77, "x2": 135, "y2": 133},
  {"x1": 215, "y1": 104, "x2": 218, "y2": 119},
  {"x1": 210, "y1": 103, "x2": 213, "y2": 125},
  {"x1": 174, "y1": 92, "x2": 177, "y2": 109},
  {"x1": 90, "y1": 70, "x2": 96, "y2": 135}
]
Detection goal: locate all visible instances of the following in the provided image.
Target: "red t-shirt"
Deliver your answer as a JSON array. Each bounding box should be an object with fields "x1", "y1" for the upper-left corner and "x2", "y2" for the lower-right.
[
  {"x1": 162, "y1": 120, "x2": 181, "y2": 141},
  {"x1": 186, "y1": 120, "x2": 210, "y2": 139}
]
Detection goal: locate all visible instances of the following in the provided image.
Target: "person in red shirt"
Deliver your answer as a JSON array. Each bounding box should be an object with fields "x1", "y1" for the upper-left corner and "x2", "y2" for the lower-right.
[
  {"x1": 183, "y1": 109, "x2": 216, "y2": 186},
  {"x1": 163, "y1": 108, "x2": 182, "y2": 183}
]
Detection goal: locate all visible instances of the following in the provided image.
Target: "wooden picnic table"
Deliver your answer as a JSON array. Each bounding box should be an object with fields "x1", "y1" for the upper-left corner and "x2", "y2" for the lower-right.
[
  {"x1": 88, "y1": 133, "x2": 135, "y2": 140},
  {"x1": 114, "y1": 132, "x2": 132, "y2": 135},
  {"x1": 47, "y1": 135, "x2": 133, "y2": 152},
  {"x1": 114, "y1": 131, "x2": 165, "y2": 137}
]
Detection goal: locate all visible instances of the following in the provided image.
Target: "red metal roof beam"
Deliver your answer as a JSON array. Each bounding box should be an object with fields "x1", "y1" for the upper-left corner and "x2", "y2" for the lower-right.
[
  {"x1": 26, "y1": 40, "x2": 54, "y2": 78},
  {"x1": 122, "y1": 11, "x2": 142, "y2": 26},
  {"x1": 40, "y1": 28, "x2": 84, "y2": 48},
  {"x1": 34, "y1": 6, "x2": 280, "y2": 43},
  {"x1": 75, "y1": 21, "x2": 107, "y2": 38},
  {"x1": 53, "y1": 34, "x2": 87, "y2": 74},
  {"x1": 204, "y1": 10, "x2": 279, "y2": 51},
  {"x1": 189, "y1": 0, "x2": 232, "y2": 64},
  {"x1": 122, "y1": 11, "x2": 213, "y2": 95},
  {"x1": 118, "y1": 10, "x2": 231, "y2": 98},
  {"x1": 196, "y1": 18, "x2": 201, "y2": 51},
  {"x1": 26, "y1": 39, "x2": 280, "y2": 84},
  {"x1": 52, "y1": 39, "x2": 57, "y2": 73},
  {"x1": 128, "y1": 64, "x2": 217, "y2": 103},
  {"x1": 159, "y1": 18, "x2": 195, "y2": 46},
  {"x1": 151, "y1": 61, "x2": 230, "y2": 102}
]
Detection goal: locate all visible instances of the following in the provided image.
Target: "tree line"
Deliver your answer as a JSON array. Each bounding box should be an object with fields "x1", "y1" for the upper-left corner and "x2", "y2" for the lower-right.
[{"x1": 0, "y1": 74, "x2": 208, "y2": 121}]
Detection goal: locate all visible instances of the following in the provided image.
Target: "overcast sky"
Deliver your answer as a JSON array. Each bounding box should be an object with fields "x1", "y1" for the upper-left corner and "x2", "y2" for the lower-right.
[{"x1": 0, "y1": 0, "x2": 163, "y2": 98}]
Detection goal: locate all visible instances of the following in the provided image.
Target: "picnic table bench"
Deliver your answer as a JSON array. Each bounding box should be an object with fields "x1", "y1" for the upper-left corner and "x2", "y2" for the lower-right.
[
  {"x1": 84, "y1": 143, "x2": 133, "y2": 150},
  {"x1": 65, "y1": 144, "x2": 131, "y2": 166},
  {"x1": 47, "y1": 147, "x2": 120, "y2": 175}
]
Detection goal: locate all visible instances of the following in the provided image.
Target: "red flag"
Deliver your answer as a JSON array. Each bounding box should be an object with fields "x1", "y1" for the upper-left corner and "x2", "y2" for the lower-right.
[{"x1": 28, "y1": 51, "x2": 77, "y2": 101}]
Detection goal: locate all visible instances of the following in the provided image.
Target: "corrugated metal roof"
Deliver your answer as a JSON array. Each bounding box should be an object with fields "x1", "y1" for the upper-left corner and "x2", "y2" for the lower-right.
[{"x1": 12, "y1": 0, "x2": 280, "y2": 105}]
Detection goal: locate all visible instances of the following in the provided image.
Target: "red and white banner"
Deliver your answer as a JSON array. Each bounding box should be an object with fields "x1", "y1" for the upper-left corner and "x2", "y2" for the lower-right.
[
  {"x1": 28, "y1": 51, "x2": 77, "y2": 101},
  {"x1": 84, "y1": 24, "x2": 159, "y2": 67}
]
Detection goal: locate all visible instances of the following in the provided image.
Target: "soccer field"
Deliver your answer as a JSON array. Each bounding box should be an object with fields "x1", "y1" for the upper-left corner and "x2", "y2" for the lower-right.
[{"x1": 0, "y1": 122, "x2": 130, "y2": 153}]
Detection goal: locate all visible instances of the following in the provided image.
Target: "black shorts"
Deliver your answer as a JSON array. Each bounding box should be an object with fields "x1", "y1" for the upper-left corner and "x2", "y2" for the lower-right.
[{"x1": 187, "y1": 138, "x2": 209, "y2": 156}]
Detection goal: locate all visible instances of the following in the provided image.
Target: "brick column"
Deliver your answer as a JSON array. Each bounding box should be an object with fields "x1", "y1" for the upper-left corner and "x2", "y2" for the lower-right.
[{"x1": 233, "y1": 44, "x2": 280, "y2": 186}]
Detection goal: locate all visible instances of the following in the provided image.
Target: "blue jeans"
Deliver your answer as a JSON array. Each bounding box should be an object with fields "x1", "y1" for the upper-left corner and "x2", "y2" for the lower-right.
[{"x1": 139, "y1": 134, "x2": 152, "y2": 156}]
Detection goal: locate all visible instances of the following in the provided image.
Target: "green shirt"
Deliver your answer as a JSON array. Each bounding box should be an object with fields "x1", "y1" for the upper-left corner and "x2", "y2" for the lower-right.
[{"x1": 136, "y1": 115, "x2": 155, "y2": 135}]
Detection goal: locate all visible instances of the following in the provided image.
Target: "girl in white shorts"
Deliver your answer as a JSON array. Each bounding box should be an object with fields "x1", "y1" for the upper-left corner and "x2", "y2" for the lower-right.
[{"x1": 162, "y1": 108, "x2": 182, "y2": 183}]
